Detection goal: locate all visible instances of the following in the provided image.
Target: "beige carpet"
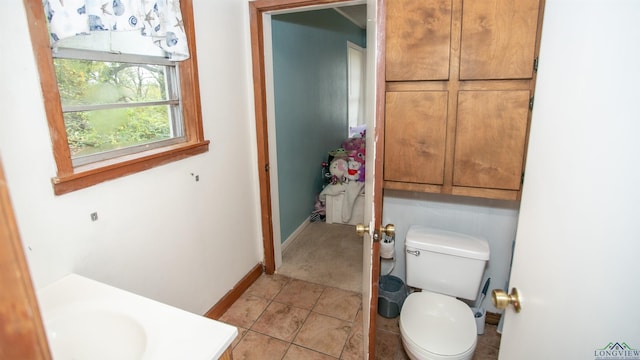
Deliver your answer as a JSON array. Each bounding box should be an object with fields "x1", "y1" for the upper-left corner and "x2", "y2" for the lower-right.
[{"x1": 277, "y1": 221, "x2": 363, "y2": 293}]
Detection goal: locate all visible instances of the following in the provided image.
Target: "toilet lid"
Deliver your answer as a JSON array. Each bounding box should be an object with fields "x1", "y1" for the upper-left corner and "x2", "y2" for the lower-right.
[{"x1": 400, "y1": 292, "x2": 477, "y2": 356}]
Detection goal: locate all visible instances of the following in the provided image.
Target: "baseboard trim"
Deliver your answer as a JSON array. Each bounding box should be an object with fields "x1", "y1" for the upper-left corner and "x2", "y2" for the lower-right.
[
  {"x1": 204, "y1": 263, "x2": 264, "y2": 320},
  {"x1": 280, "y1": 217, "x2": 311, "y2": 254}
]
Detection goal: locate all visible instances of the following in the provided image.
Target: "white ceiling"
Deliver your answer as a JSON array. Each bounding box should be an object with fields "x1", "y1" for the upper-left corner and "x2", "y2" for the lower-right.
[{"x1": 335, "y1": 4, "x2": 367, "y2": 29}]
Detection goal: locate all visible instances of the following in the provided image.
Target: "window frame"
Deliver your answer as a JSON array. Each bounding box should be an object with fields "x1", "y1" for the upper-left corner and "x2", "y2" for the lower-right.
[
  {"x1": 53, "y1": 51, "x2": 184, "y2": 167},
  {"x1": 24, "y1": 0, "x2": 208, "y2": 195}
]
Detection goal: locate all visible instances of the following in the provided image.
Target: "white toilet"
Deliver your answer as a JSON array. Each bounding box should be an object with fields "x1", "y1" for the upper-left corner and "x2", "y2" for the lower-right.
[{"x1": 400, "y1": 226, "x2": 490, "y2": 360}]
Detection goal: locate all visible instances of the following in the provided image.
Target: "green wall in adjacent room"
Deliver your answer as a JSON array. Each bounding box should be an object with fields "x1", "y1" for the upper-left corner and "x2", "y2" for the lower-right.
[{"x1": 272, "y1": 9, "x2": 366, "y2": 243}]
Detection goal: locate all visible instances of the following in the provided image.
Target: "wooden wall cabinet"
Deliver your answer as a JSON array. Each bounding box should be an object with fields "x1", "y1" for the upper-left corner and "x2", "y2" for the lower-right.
[{"x1": 383, "y1": 0, "x2": 544, "y2": 200}]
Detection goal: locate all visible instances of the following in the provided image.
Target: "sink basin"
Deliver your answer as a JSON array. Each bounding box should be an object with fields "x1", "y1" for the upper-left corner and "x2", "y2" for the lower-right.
[
  {"x1": 38, "y1": 274, "x2": 238, "y2": 360},
  {"x1": 47, "y1": 308, "x2": 147, "y2": 360}
]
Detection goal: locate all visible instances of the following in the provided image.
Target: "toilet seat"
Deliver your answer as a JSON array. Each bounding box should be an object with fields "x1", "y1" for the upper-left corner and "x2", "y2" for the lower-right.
[{"x1": 400, "y1": 291, "x2": 477, "y2": 359}]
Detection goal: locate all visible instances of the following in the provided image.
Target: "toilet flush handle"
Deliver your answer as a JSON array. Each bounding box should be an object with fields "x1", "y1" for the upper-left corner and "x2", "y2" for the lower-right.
[{"x1": 406, "y1": 249, "x2": 420, "y2": 256}]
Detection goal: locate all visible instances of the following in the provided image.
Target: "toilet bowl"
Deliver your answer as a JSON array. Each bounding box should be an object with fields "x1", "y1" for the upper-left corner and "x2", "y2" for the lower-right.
[
  {"x1": 399, "y1": 226, "x2": 490, "y2": 360},
  {"x1": 399, "y1": 292, "x2": 477, "y2": 360}
]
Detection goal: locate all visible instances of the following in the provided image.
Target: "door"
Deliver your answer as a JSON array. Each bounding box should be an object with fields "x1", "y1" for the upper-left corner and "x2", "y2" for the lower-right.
[
  {"x1": 362, "y1": 0, "x2": 384, "y2": 358},
  {"x1": 497, "y1": 1, "x2": 640, "y2": 358}
]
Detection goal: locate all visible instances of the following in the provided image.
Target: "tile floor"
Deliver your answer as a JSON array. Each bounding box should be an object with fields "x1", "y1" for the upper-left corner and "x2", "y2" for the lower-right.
[
  {"x1": 277, "y1": 222, "x2": 363, "y2": 293},
  {"x1": 218, "y1": 273, "x2": 364, "y2": 360},
  {"x1": 216, "y1": 273, "x2": 502, "y2": 360}
]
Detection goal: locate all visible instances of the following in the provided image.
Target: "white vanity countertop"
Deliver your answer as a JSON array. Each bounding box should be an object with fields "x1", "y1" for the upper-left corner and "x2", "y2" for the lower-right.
[{"x1": 38, "y1": 273, "x2": 237, "y2": 360}]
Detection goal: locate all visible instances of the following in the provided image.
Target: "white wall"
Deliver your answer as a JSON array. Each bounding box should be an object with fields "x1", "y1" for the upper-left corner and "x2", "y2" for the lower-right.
[
  {"x1": 0, "y1": 0, "x2": 262, "y2": 315},
  {"x1": 382, "y1": 191, "x2": 520, "y2": 313}
]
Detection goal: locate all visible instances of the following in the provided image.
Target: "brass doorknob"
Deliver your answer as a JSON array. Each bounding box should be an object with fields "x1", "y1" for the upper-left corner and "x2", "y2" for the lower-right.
[
  {"x1": 381, "y1": 224, "x2": 395, "y2": 237},
  {"x1": 355, "y1": 224, "x2": 369, "y2": 237},
  {"x1": 492, "y1": 288, "x2": 521, "y2": 313},
  {"x1": 355, "y1": 224, "x2": 396, "y2": 238}
]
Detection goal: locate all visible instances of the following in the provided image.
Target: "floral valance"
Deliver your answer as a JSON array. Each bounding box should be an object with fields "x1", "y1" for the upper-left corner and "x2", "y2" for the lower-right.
[{"x1": 43, "y1": 0, "x2": 190, "y2": 60}]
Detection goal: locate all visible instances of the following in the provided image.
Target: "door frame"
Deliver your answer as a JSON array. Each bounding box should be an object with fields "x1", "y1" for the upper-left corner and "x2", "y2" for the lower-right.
[
  {"x1": 0, "y1": 158, "x2": 52, "y2": 358},
  {"x1": 248, "y1": 0, "x2": 368, "y2": 274},
  {"x1": 248, "y1": 0, "x2": 386, "y2": 358}
]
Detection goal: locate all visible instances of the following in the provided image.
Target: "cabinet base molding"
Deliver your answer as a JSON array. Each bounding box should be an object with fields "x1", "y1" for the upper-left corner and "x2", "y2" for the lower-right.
[{"x1": 384, "y1": 181, "x2": 520, "y2": 201}]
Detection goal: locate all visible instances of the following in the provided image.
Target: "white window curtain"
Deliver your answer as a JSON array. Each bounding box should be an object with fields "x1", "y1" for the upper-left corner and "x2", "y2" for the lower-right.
[{"x1": 43, "y1": 0, "x2": 190, "y2": 60}]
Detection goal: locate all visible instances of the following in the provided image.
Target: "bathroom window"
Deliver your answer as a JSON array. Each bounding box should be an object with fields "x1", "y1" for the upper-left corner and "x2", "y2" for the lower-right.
[
  {"x1": 347, "y1": 41, "x2": 366, "y2": 138},
  {"x1": 53, "y1": 51, "x2": 184, "y2": 167},
  {"x1": 25, "y1": 0, "x2": 208, "y2": 195}
]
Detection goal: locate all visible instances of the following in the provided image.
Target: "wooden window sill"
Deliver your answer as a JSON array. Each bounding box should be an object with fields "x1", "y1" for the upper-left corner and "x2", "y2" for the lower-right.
[{"x1": 52, "y1": 140, "x2": 209, "y2": 195}]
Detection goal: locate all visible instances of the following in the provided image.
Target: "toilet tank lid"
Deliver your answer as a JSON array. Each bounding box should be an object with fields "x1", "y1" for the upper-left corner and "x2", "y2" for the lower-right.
[{"x1": 406, "y1": 226, "x2": 490, "y2": 260}]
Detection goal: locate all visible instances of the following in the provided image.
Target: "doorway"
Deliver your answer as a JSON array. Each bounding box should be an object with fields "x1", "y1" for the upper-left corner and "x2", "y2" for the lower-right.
[
  {"x1": 271, "y1": 7, "x2": 366, "y2": 292},
  {"x1": 270, "y1": 9, "x2": 366, "y2": 293},
  {"x1": 254, "y1": 2, "x2": 368, "y2": 289},
  {"x1": 249, "y1": 1, "x2": 382, "y2": 357}
]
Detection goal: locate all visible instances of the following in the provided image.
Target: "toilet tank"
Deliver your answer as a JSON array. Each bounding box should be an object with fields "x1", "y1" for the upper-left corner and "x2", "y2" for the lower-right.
[{"x1": 405, "y1": 226, "x2": 489, "y2": 301}]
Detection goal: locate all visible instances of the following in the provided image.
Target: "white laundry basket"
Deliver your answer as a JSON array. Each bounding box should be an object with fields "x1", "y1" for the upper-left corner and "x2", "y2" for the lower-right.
[{"x1": 324, "y1": 191, "x2": 364, "y2": 225}]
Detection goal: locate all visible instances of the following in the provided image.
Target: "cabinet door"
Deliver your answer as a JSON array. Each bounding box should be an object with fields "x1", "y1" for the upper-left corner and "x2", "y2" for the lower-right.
[
  {"x1": 384, "y1": 91, "x2": 448, "y2": 184},
  {"x1": 453, "y1": 90, "x2": 530, "y2": 190},
  {"x1": 386, "y1": 0, "x2": 452, "y2": 81},
  {"x1": 459, "y1": 0, "x2": 540, "y2": 80}
]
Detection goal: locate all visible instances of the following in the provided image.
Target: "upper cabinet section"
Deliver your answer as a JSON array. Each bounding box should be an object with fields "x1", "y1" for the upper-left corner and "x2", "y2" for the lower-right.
[
  {"x1": 384, "y1": 91, "x2": 448, "y2": 185},
  {"x1": 453, "y1": 90, "x2": 531, "y2": 190},
  {"x1": 382, "y1": 0, "x2": 545, "y2": 201},
  {"x1": 386, "y1": 0, "x2": 542, "y2": 82},
  {"x1": 459, "y1": 0, "x2": 541, "y2": 80},
  {"x1": 386, "y1": 0, "x2": 452, "y2": 81}
]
